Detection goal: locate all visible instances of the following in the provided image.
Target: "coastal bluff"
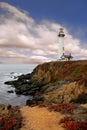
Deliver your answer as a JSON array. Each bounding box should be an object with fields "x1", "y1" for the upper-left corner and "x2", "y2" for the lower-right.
[{"x1": 5, "y1": 60, "x2": 87, "y2": 105}]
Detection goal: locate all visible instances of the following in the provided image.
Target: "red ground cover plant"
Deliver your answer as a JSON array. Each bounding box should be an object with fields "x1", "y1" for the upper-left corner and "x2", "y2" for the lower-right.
[
  {"x1": 64, "y1": 121, "x2": 87, "y2": 130},
  {"x1": 31, "y1": 104, "x2": 37, "y2": 107},
  {"x1": 59, "y1": 116, "x2": 72, "y2": 124},
  {"x1": 0, "y1": 106, "x2": 22, "y2": 130},
  {"x1": 60, "y1": 116, "x2": 87, "y2": 130},
  {"x1": 48, "y1": 103, "x2": 77, "y2": 114},
  {"x1": 38, "y1": 103, "x2": 47, "y2": 108}
]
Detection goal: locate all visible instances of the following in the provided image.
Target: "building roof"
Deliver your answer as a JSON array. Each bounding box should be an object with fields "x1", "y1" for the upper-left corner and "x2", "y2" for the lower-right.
[{"x1": 61, "y1": 53, "x2": 73, "y2": 59}]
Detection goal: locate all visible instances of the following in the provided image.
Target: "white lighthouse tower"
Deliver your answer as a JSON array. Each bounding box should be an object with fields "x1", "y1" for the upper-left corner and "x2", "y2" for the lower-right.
[{"x1": 58, "y1": 28, "x2": 65, "y2": 60}]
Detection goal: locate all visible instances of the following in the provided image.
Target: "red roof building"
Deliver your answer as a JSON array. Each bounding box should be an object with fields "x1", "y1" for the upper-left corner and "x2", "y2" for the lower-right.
[{"x1": 61, "y1": 53, "x2": 73, "y2": 61}]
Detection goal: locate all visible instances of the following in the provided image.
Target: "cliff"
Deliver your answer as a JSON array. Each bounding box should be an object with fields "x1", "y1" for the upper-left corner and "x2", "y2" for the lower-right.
[
  {"x1": 5, "y1": 60, "x2": 87, "y2": 105},
  {"x1": 32, "y1": 60, "x2": 87, "y2": 82}
]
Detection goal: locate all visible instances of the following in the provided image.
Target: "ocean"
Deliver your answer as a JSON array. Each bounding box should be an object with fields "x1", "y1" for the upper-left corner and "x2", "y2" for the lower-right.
[{"x1": 0, "y1": 64, "x2": 37, "y2": 106}]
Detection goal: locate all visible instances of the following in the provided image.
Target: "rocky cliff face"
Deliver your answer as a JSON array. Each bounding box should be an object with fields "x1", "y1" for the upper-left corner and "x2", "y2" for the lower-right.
[
  {"x1": 5, "y1": 60, "x2": 87, "y2": 105},
  {"x1": 44, "y1": 80, "x2": 87, "y2": 104},
  {"x1": 33, "y1": 60, "x2": 87, "y2": 82}
]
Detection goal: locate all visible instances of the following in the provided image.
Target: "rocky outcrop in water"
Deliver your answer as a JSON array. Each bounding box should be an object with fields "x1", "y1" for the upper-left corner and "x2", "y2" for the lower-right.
[{"x1": 5, "y1": 60, "x2": 87, "y2": 105}]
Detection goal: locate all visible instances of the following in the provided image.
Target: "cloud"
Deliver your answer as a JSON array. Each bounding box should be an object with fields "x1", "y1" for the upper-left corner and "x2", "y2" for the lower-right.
[
  {"x1": 22, "y1": 55, "x2": 52, "y2": 64},
  {"x1": 0, "y1": 2, "x2": 87, "y2": 63}
]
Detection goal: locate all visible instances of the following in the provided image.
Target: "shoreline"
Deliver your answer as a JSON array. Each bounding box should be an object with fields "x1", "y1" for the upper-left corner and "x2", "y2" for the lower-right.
[
  {"x1": 5, "y1": 60, "x2": 87, "y2": 106},
  {"x1": 1, "y1": 60, "x2": 87, "y2": 129}
]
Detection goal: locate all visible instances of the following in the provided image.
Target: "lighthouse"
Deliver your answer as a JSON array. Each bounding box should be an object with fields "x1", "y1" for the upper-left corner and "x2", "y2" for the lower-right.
[
  {"x1": 58, "y1": 28, "x2": 73, "y2": 61},
  {"x1": 58, "y1": 28, "x2": 65, "y2": 60}
]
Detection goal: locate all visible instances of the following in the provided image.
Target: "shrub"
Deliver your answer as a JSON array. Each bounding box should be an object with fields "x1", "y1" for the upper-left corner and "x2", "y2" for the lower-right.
[
  {"x1": 38, "y1": 104, "x2": 47, "y2": 108},
  {"x1": 64, "y1": 121, "x2": 87, "y2": 130},
  {"x1": 48, "y1": 103, "x2": 77, "y2": 114},
  {"x1": 60, "y1": 116, "x2": 87, "y2": 130},
  {"x1": 0, "y1": 106, "x2": 22, "y2": 130}
]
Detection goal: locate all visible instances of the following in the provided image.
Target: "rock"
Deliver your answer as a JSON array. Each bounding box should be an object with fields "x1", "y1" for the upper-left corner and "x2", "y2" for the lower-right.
[
  {"x1": 7, "y1": 90, "x2": 14, "y2": 93},
  {"x1": 5, "y1": 81, "x2": 14, "y2": 85},
  {"x1": 72, "y1": 93, "x2": 87, "y2": 103},
  {"x1": 0, "y1": 104, "x2": 11, "y2": 111},
  {"x1": 26, "y1": 96, "x2": 45, "y2": 106},
  {"x1": 4, "y1": 60, "x2": 87, "y2": 104},
  {"x1": 44, "y1": 81, "x2": 87, "y2": 104},
  {"x1": 26, "y1": 99, "x2": 36, "y2": 106},
  {"x1": 7, "y1": 104, "x2": 12, "y2": 110},
  {"x1": 10, "y1": 72, "x2": 15, "y2": 74}
]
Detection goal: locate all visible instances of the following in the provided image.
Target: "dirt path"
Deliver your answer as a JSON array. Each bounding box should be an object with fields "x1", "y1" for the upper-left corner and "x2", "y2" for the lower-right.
[{"x1": 20, "y1": 106, "x2": 65, "y2": 130}]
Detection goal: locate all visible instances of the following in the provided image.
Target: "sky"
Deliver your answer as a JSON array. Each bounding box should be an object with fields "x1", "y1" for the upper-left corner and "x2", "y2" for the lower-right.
[{"x1": 0, "y1": 0, "x2": 87, "y2": 63}]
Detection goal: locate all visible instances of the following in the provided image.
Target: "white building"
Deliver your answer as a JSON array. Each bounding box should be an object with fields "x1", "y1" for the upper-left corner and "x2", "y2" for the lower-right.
[{"x1": 58, "y1": 28, "x2": 73, "y2": 61}]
